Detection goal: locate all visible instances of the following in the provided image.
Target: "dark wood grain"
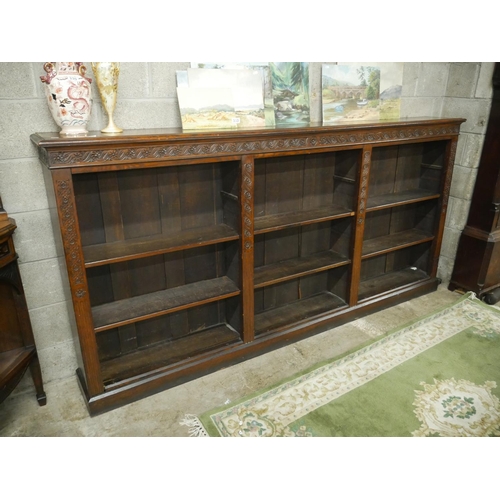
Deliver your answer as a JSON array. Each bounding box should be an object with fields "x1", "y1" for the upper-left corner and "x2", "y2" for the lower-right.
[
  {"x1": 92, "y1": 276, "x2": 240, "y2": 332},
  {"x1": 255, "y1": 292, "x2": 347, "y2": 335},
  {"x1": 358, "y1": 268, "x2": 429, "y2": 301},
  {"x1": 0, "y1": 218, "x2": 46, "y2": 406},
  {"x1": 254, "y1": 250, "x2": 350, "y2": 288},
  {"x1": 362, "y1": 228, "x2": 434, "y2": 258},
  {"x1": 101, "y1": 324, "x2": 240, "y2": 384},
  {"x1": 83, "y1": 224, "x2": 239, "y2": 267},
  {"x1": 367, "y1": 190, "x2": 440, "y2": 211},
  {"x1": 255, "y1": 205, "x2": 354, "y2": 234},
  {"x1": 31, "y1": 117, "x2": 464, "y2": 414}
]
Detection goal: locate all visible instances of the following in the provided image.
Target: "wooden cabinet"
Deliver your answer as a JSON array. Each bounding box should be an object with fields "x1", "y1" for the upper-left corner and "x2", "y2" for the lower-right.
[
  {"x1": 0, "y1": 197, "x2": 46, "y2": 406},
  {"x1": 449, "y1": 63, "x2": 500, "y2": 304},
  {"x1": 31, "y1": 117, "x2": 464, "y2": 415}
]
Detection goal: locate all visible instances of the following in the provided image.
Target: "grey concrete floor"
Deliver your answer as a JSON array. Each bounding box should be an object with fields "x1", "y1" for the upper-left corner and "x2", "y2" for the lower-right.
[{"x1": 0, "y1": 285, "x2": 465, "y2": 437}]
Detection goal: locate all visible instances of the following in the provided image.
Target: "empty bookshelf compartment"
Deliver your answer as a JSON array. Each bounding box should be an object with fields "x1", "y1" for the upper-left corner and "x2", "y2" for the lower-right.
[
  {"x1": 367, "y1": 141, "x2": 446, "y2": 210},
  {"x1": 362, "y1": 200, "x2": 438, "y2": 259},
  {"x1": 73, "y1": 161, "x2": 240, "y2": 266},
  {"x1": 254, "y1": 150, "x2": 359, "y2": 234},
  {"x1": 97, "y1": 296, "x2": 242, "y2": 386},
  {"x1": 86, "y1": 242, "x2": 240, "y2": 332},
  {"x1": 358, "y1": 242, "x2": 432, "y2": 301},
  {"x1": 254, "y1": 219, "x2": 352, "y2": 288},
  {"x1": 254, "y1": 267, "x2": 349, "y2": 336}
]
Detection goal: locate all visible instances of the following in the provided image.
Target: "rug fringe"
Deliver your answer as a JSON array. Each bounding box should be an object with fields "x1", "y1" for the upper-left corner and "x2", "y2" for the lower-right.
[{"x1": 179, "y1": 414, "x2": 209, "y2": 437}]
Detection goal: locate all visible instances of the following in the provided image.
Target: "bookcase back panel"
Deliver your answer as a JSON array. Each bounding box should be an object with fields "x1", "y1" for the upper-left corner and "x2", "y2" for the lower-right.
[
  {"x1": 369, "y1": 141, "x2": 446, "y2": 200},
  {"x1": 73, "y1": 161, "x2": 240, "y2": 248},
  {"x1": 254, "y1": 266, "x2": 349, "y2": 335},
  {"x1": 364, "y1": 200, "x2": 438, "y2": 241},
  {"x1": 97, "y1": 297, "x2": 241, "y2": 358},
  {"x1": 86, "y1": 242, "x2": 239, "y2": 308},
  {"x1": 254, "y1": 151, "x2": 359, "y2": 219},
  {"x1": 254, "y1": 220, "x2": 352, "y2": 268},
  {"x1": 358, "y1": 242, "x2": 432, "y2": 301},
  {"x1": 254, "y1": 266, "x2": 349, "y2": 315}
]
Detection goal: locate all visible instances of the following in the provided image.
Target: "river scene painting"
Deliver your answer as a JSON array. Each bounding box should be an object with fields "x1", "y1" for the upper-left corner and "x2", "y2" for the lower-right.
[
  {"x1": 322, "y1": 65, "x2": 381, "y2": 123},
  {"x1": 322, "y1": 63, "x2": 403, "y2": 123}
]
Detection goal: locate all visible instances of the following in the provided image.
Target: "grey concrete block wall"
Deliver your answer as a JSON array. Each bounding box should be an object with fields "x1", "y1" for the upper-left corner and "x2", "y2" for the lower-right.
[
  {"x1": 0, "y1": 62, "x2": 494, "y2": 398},
  {"x1": 438, "y1": 62, "x2": 494, "y2": 282}
]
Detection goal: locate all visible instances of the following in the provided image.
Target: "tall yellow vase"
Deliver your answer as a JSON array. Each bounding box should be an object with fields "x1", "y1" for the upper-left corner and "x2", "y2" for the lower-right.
[{"x1": 92, "y1": 62, "x2": 122, "y2": 133}]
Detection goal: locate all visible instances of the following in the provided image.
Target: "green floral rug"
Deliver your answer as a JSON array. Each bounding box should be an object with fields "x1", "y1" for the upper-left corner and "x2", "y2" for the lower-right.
[{"x1": 180, "y1": 292, "x2": 500, "y2": 437}]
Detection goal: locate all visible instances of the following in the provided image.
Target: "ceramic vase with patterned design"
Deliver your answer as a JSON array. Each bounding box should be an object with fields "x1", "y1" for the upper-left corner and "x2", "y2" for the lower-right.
[
  {"x1": 40, "y1": 62, "x2": 92, "y2": 137},
  {"x1": 91, "y1": 62, "x2": 122, "y2": 133}
]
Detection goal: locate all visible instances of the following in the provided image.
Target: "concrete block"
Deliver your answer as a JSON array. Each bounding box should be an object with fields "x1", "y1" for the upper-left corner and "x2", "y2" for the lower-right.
[
  {"x1": 37, "y1": 340, "x2": 79, "y2": 384},
  {"x1": 0, "y1": 100, "x2": 57, "y2": 160},
  {"x1": 446, "y1": 63, "x2": 480, "y2": 98},
  {"x1": 28, "y1": 300, "x2": 76, "y2": 350},
  {"x1": 401, "y1": 62, "x2": 420, "y2": 97},
  {"x1": 10, "y1": 209, "x2": 59, "y2": 262},
  {"x1": 459, "y1": 132, "x2": 485, "y2": 169},
  {"x1": 399, "y1": 97, "x2": 443, "y2": 118},
  {"x1": 416, "y1": 63, "x2": 449, "y2": 97},
  {"x1": 309, "y1": 62, "x2": 324, "y2": 123},
  {"x1": 114, "y1": 99, "x2": 182, "y2": 129},
  {"x1": 0, "y1": 63, "x2": 38, "y2": 99},
  {"x1": 441, "y1": 97, "x2": 491, "y2": 134},
  {"x1": 455, "y1": 133, "x2": 466, "y2": 166},
  {"x1": 0, "y1": 158, "x2": 49, "y2": 213},
  {"x1": 112, "y1": 62, "x2": 149, "y2": 99},
  {"x1": 18, "y1": 257, "x2": 69, "y2": 310},
  {"x1": 449, "y1": 164, "x2": 479, "y2": 200},
  {"x1": 437, "y1": 255, "x2": 455, "y2": 284},
  {"x1": 445, "y1": 196, "x2": 471, "y2": 231},
  {"x1": 151, "y1": 62, "x2": 190, "y2": 99},
  {"x1": 476, "y1": 62, "x2": 495, "y2": 98},
  {"x1": 439, "y1": 226, "x2": 462, "y2": 259}
]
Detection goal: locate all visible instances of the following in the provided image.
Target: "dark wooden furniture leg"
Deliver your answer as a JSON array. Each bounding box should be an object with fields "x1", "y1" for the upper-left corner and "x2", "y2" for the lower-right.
[{"x1": 0, "y1": 197, "x2": 46, "y2": 406}]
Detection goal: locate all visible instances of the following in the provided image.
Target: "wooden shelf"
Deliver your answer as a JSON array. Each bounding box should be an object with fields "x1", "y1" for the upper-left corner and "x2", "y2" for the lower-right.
[
  {"x1": 101, "y1": 324, "x2": 241, "y2": 385},
  {"x1": 92, "y1": 276, "x2": 240, "y2": 332},
  {"x1": 83, "y1": 224, "x2": 239, "y2": 268},
  {"x1": 358, "y1": 268, "x2": 429, "y2": 301},
  {"x1": 254, "y1": 205, "x2": 354, "y2": 235},
  {"x1": 255, "y1": 292, "x2": 347, "y2": 335},
  {"x1": 366, "y1": 190, "x2": 440, "y2": 212},
  {"x1": 362, "y1": 229, "x2": 434, "y2": 259},
  {"x1": 254, "y1": 250, "x2": 350, "y2": 288}
]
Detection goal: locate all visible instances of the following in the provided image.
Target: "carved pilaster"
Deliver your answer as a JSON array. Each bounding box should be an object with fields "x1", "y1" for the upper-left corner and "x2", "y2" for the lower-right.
[
  {"x1": 357, "y1": 150, "x2": 371, "y2": 225},
  {"x1": 55, "y1": 178, "x2": 86, "y2": 297},
  {"x1": 240, "y1": 157, "x2": 255, "y2": 343}
]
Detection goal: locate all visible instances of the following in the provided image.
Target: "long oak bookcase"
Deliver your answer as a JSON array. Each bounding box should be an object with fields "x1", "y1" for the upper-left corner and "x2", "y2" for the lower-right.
[{"x1": 31, "y1": 117, "x2": 464, "y2": 415}]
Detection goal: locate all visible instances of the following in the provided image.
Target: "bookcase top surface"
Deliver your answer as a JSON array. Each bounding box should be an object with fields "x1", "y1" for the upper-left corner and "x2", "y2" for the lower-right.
[{"x1": 31, "y1": 116, "x2": 466, "y2": 149}]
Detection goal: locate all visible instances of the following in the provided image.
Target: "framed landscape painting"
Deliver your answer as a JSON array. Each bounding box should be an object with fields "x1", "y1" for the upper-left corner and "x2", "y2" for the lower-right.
[{"x1": 322, "y1": 63, "x2": 403, "y2": 123}]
